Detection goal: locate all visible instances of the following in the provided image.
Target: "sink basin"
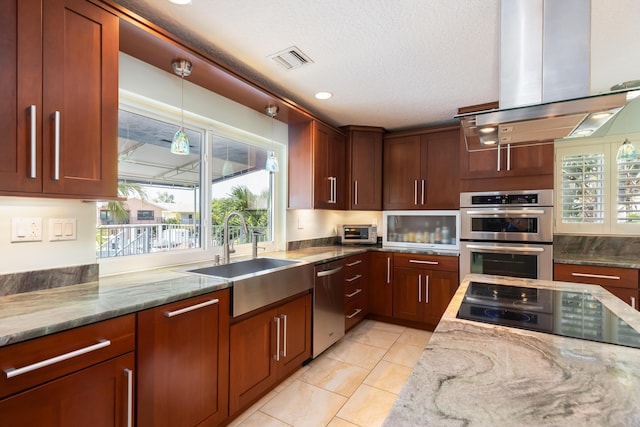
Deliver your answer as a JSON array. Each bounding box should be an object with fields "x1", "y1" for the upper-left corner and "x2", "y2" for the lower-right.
[
  {"x1": 186, "y1": 257, "x2": 313, "y2": 317},
  {"x1": 188, "y1": 257, "x2": 299, "y2": 279}
]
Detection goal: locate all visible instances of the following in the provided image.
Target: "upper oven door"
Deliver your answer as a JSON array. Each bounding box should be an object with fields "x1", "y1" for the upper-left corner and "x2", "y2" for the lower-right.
[{"x1": 460, "y1": 206, "x2": 553, "y2": 242}]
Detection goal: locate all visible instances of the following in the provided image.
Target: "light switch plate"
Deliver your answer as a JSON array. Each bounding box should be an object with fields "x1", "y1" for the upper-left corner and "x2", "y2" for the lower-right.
[
  {"x1": 11, "y1": 217, "x2": 43, "y2": 242},
  {"x1": 49, "y1": 218, "x2": 77, "y2": 241}
]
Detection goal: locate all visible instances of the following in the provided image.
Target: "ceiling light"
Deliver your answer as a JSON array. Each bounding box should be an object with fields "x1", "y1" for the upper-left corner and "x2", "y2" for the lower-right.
[
  {"x1": 591, "y1": 112, "x2": 612, "y2": 120},
  {"x1": 315, "y1": 92, "x2": 333, "y2": 100},
  {"x1": 170, "y1": 59, "x2": 192, "y2": 155},
  {"x1": 168, "y1": 0, "x2": 191, "y2": 5},
  {"x1": 482, "y1": 140, "x2": 497, "y2": 146},
  {"x1": 479, "y1": 127, "x2": 496, "y2": 134}
]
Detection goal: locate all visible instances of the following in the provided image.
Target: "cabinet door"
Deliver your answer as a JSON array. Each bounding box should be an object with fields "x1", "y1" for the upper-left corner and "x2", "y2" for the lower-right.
[
  {"x1": 345, "y1": 254, "x2": 368, "y2": 330},
  {"x1": 369, "y1": 252, "x2": 393, "y2": 317},
  {"x1": 424, "y1": 129, "x2": 460, "y2": 209},
  {"x1": 383, "y1": 135, "x2": 422, "y2": 209},
  {"x1": 277, "y1": 294, "x2": 312, "y2": 378},
  {"x1": 392, "y1": 267, "x2": 423, "y2": 322},
  {"x1": 605, "y1": 287, "x2": 638, "y2": 310},
  {"x1": 347, "y1": 129, "x2": 383, "y2": 210},
  {"x1": 229, "y1": 308, "x2": 278, "y2": 415},
  {"x1": 423, "y1": 270, "x2": 459, "y2": 325},
  {"x1": 314, "y1": 122, "x2": 345, "y2": 209},
  {"x1": 0, "y1": 353, "x2": 134, "y2": 427},
  {"x1": 137, "y1": 291, "x2": 230, "y2": 427},
  {"x1": 42, "y1": 0, "x2": 118, "y2": 197},
  {"x1": 0, "y1": 0, "x2": 43, "y2": 193}
]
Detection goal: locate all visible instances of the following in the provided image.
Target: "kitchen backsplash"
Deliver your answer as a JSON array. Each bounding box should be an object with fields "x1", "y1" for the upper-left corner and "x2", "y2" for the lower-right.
[
  {"x1": 0, "y1": 263, "x2": 98, "y2": 297},
  {"x1": 554, "y1": 235, "x2": 640, "y2": 258}
]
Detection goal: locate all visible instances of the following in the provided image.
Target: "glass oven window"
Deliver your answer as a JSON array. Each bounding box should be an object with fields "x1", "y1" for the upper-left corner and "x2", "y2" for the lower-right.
[
  {"x1": 471, "y1": 252, "x2": 538, "y2": 279},
  {"x1": 470, "y1": 217, "x2": 539, "y2": 233}
]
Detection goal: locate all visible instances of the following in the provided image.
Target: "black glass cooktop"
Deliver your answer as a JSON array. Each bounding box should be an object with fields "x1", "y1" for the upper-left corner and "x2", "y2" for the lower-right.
[{"x1": 457, "y1": 281, "x2": 640, "y2": 349}]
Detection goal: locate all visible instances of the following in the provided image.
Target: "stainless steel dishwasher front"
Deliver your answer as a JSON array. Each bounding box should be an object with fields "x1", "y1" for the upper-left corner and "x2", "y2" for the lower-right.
[{"x1": 313, "y1": 259, "x2": 345, "y2": 358}]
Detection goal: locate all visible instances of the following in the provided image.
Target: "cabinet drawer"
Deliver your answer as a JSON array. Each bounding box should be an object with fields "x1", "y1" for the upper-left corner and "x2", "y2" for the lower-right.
[
  {"x1": 554, "y1": 264, "x2": 639, "y2": 290},
  {"x1": 0, "y1": 314, "x2": 135, "y2": 399},
  {"x1": 393, "y1": 253, "x2": 458, "y2": 271},
  {"x1": 345, "y1": 294, "x2": 365, "y2": 330},
  {"x1": 344, "y1": 254, "x2": 366, "y2": 277}
]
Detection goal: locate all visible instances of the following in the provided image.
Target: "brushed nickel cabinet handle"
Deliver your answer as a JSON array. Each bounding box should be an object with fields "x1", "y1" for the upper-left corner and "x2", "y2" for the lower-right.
[
  {"x1": 346, "y1": 259, "x2": 362, "y2": 267},
  {"x1": 346, "y1": 308, "x2": 362, "y2": 319},
  {"x1": 53, "y1": 111, "x2": 60, "y2": 180},
  {"x1": 571, "y1": 272, "x2": 621, "y2": 280},
  {"x1": 346, "y1": 274, "x2": 362, "y2": 282},
  {"x1": 409, "y1": 259, "x2": 438, "y2": 265},
  {"x1": 274, "y1": 316, "x2": 281, "y2": 361},
  {"x1": 164, "y1": 299, "x2": 219, "y2": 317},
  {"x1": 414, "y1": 180, "x2": 418, "y2": 205},
  {"x1": 354, "y1": 180, "x2": 358, "y2": 205},
  {"x1": 631, "y1": 296, "x2": 637, "y2": 310},
  {"x1": 418, "y1": 274, "x2": 422, "y2": 303},
  {"x1": 425, "y1": 275, "x2": 430, "y2": 304},
  {"x1": 29, "y1": 105, "x2": 37, "y2": 178},
  {"x1": 4, "y1": 339, "x2": 111, "y2": 379},
  {"x1": 421, "y1": 179, "x2": 425, "y2": 205},
  {"x1": 386, "y1": 257, "x2": 391, "y2": 284},
  {"x1": 346, "y1": 288, "x2": 362, "y2": 298},
  {"x1": 124, "y1": 368, "x2": 133, "y2": 427},
  {"x1": 280, "y1": 314, "x2": 287, "y2": 358}
]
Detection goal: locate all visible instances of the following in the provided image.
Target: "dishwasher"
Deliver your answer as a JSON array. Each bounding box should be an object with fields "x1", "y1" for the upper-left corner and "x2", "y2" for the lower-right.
[{"x1": 313, "y1": 260, "x2": 345, "y2": 358}]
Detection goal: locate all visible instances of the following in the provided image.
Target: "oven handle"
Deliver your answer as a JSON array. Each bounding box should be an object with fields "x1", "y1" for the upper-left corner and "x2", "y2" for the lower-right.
[
  {"x1": 464, "y1": 209, "x2": 546, "y2": 215},
  {"x1": 465, "y1": 244, "x2": 545, "y2": 253}
]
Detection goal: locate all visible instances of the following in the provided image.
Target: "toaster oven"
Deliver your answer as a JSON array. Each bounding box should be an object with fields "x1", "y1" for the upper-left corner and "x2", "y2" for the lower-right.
[{"x1": 340, "y1": 224, "x2": 377, "y2": 244}]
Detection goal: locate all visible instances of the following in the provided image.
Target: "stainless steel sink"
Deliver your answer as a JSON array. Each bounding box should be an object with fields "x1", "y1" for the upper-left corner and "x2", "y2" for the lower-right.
[
  {"x1": 186, "y1": 257, "x2": 313, "y2": 317},
  {"x1": 188, "y1": 257, "x2": 299, "y2": 278}
]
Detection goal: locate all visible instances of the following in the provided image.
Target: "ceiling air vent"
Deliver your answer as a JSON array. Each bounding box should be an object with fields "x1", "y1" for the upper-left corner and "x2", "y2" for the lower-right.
[{"x1": 269, "y1": 46, "x2": 313, "y2": 70}]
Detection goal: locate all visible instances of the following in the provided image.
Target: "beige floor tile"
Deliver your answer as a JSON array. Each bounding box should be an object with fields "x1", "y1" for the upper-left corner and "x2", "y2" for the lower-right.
[
  {"x1": 395, "y1": 327, "x2": 433, "y2": 348},
  {"x1": 336, "y1": 384, "x2": 398, "y2": 427},
  {"x1": 382, "y1": 342, "x2": 424, "y2": 368},
  {"x1": 363, "y1": 360, "x2": 413, "y2": 394},
  {"x1": 301, "y1": 355, "x2": 369, "y2": 396},
  {"x1": 345, "y1": 323, "x2": 401, "y2": 350},
  {"x1": 327, "y1": 417, "x2": 360, "y2": 427},
  {"x1": 261, "y1": 380, "x2": 347, "y2": 427},
  {"x1": 326, "y1": 339, "x2": 387, "y2": 370},
  {"x1": 274, "y1": 364, "x2": 310, "y2": 392},
  {"x1": 355, "y1": 319, "x2": 406, "y2": 335},
  {"x1": 226, "y1": 390, "x2": 280, "y2": 427},
  {"x1": 234, "y1": 410, "x2": 291, "y2": 427}
]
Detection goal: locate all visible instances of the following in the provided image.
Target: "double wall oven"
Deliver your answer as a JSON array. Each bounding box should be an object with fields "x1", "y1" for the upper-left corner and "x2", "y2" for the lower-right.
[{"x1": 460, "y1": 189, "x2": 553, "y2": 280}]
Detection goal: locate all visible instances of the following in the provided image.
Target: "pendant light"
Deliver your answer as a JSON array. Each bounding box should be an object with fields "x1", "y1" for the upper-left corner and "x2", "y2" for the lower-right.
[
  {"x1": 616, "y1": 138, "x2": 637, "y2": 161},
  {"x1": 265, "y1": 105, "x2": 279, "y2": 173},
  {"x1": 170, "y1": 59, "x2": 192, "y2": 155}
]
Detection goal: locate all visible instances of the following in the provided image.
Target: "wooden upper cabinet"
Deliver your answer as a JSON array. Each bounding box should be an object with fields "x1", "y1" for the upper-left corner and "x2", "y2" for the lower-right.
[
  {"x1": 0, "y1": 0, "x2": 118, "y2": 198},
  {"x1": 289, "y1": 120, "x2": 346, "y2": 209},
  {"x1": 383, "y1": 126, "x2": 459, "y2": 210},
  {"x1": 343, "y1": 126, "x2": 384, "y2": 210},
  {"x1": 458, "y1": 102, "x2": 553, "y2": 192}
]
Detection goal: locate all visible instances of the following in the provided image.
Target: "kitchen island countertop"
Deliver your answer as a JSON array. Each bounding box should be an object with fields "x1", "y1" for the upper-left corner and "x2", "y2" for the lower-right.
[{"x1": 384, "y1": 274, "x2": 640, "y2": 426}]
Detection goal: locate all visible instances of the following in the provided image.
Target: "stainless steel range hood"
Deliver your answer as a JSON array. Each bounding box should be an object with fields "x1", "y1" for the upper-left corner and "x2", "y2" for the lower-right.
[{"x1": 456, "y1": 0, "x2": 639, "y2": 151}]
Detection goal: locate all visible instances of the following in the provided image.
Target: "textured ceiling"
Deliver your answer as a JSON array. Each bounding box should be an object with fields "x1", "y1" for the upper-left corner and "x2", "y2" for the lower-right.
[{"x1": 112, "y1": 0, "x2": 640, "y2": 132}]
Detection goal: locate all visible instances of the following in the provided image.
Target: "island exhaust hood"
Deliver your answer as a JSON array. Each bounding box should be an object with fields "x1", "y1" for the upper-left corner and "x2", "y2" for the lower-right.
[{"x1": 455, "y1": 0, "x2": 640, "y2": 150}]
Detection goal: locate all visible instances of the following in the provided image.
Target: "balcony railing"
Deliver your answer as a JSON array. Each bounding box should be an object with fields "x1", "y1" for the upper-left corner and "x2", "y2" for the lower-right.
[{"x1": 96, "y1": 223, "x2": 269, "y2": 258}]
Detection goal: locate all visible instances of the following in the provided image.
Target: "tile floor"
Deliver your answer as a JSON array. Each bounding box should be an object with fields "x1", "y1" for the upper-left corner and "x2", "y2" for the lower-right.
[{"x1": 227, "y1": 320, "x2": 433, "y2": 427}]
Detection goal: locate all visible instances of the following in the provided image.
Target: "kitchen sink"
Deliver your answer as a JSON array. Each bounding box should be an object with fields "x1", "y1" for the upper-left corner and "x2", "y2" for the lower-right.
[
  {"x1": 188, "y1": 257, "x2": 299, "y2": 279},
  {"x1": 186, "y1": 257, "x2": 313, "y2": 317}
]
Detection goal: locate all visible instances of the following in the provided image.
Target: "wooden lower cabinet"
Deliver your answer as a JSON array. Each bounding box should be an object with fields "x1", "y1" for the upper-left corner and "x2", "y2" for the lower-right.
[
  {"x1": 0, "y1": 315, "x2": 135, "y2": 427},
  {"x1": 229, "y1": 293, "x2": 312, "y2": 416},
  {"x1": 392, "y1": 254, "x2": 459, "y2": 327},
  {"x1": 554, "y1": 263, "x2": 639, "y2": 310},
  {"x1": 368, "y1": 252, "x2": 394, "y2": 317},
  {"x1": 344, "y1": 253, "x2": 369, "y2": 331},
  {"x1": 136, "y1": 290, "x2": 230, "y2": 427}
]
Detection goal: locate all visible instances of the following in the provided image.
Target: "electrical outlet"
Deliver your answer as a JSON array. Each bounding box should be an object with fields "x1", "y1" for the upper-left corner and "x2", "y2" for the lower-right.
[{"x1": 11, "y1": 217, "x2": 43, "y2": 242}]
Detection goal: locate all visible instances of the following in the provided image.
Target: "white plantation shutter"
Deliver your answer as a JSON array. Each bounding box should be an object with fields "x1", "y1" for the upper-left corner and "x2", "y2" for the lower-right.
[
  {"x1": 616, "y1": 156, "x2": 640, "y2": 224},
  {"x1": 560, "y1": 153, "x2": 605, "y2": 223}
]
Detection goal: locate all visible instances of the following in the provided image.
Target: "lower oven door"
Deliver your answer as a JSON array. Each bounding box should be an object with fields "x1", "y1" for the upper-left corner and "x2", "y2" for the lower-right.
[{"x1": 460, "y1": 241, "x2": 553, "y2": 280}]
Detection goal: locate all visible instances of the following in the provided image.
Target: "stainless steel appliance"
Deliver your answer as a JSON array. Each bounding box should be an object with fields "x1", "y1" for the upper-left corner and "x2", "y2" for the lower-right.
[
  {"x1": 457, "y1": 281, "x2": 640, "y2": 349},
  {"x1": 340, "y1": 224, "x2": 377, "y2": 245},
  {"x1": 313, "y1": 260, "x2": 345, "y2": 358},
  {"x1": 460, "y1": 189, "x2": 553, "y2": 280}
]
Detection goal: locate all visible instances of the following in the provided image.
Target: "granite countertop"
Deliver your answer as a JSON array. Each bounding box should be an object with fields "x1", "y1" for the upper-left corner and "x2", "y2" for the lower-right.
[
  {"x1": 554, "y1": 253, "x2": 640, "y2": 269},
  {"x1": 384, "y1": 274, "x2": 640, "y2": 426},
  {"x1": 0, "y1": 245, "x2": 385, "y2": 347}
]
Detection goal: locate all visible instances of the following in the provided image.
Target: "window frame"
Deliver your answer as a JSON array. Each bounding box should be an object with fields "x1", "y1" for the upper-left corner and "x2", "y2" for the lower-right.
[{"x1": 555, "y1": 133, "x2": 640, "y2": 235}]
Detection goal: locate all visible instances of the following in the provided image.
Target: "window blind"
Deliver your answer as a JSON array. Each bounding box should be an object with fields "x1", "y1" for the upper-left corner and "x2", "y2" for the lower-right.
[
  {"x1": 561, "y1": 153, "x2": 605, "y2": 223},
  {"x1": 617, "y1": 157, "x2": 640, "y2": 223}
]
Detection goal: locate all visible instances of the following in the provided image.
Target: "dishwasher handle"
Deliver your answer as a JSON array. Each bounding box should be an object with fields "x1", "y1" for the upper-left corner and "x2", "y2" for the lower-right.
[{"x1": 316, "y1": 265, "x2": 344, "y2": 277}]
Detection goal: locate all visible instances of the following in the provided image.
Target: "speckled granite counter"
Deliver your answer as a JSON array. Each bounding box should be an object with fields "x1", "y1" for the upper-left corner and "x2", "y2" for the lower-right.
[
  {"x1": 2, "y1": 245, "x2": 451, "y2": 347},
  {"x1": 384, "y1": 274, "x2": 640, "y2": 426},
  {"x1": 554, "y1": 235, "x2": 640, "y2": 269}
]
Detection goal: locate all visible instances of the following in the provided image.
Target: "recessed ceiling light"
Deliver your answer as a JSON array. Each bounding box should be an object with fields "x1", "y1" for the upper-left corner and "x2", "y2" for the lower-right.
[
  {"x1": 479, "y1": 127, "x2": 496, "y2": 134},
  {"x1": 591, "y1": 112, "x2": 612, "y2": 120},
  {"x1": 315, "y1": 92, "x2": 333, "y2": 100},
  {"x1": 169, "y1": 0, "x2": 191, "y2": 5},
  {"x1": 482, "y1": 140, "x2": 497, "y2": 145}
]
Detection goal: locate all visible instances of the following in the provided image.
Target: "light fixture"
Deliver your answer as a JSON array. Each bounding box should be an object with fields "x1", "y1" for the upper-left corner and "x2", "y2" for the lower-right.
[
  {"x1": 222, "y1": 142, "x2": 234, "y2": 177},
  {"x1": 479, "y1": 127, "x2": 496, "y2": 134},
  {"x1": 170, "y1": 59, "x2": 192, "y2": 155},
  {"x1": 265, "y1": 105, "x2": 279, "y2": 173},
  {"x1": 168, "y1": 0, "x2": 191, "y2": 5},
  {"x1": 616, "y1": 138, "x2": 637, "y2": 161},
  {"x1": 314, "y1": 91, "x2": 333, "y2": 100}
]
